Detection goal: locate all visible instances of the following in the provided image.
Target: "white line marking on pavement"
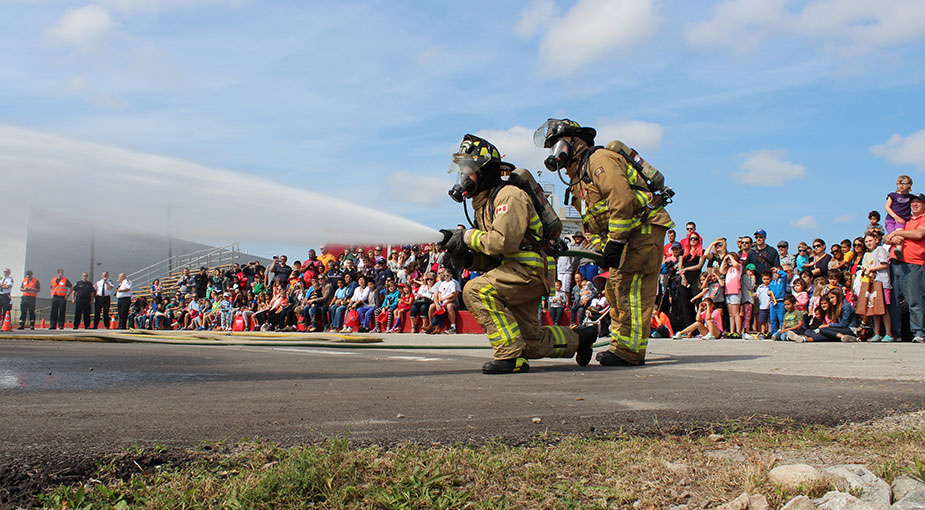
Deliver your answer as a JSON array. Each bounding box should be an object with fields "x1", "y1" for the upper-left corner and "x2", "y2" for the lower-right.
[
  {"x1": 271, "y1": 348, "x2": 357, "y2": 356},
  {"x1": 388, "y1": 356, "x2": 446, "y2": 362}
]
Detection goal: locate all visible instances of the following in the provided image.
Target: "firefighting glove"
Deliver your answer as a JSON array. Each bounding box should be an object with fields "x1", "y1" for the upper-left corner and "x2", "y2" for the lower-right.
[
  {"x1": 450, "y1": 250, "x2": 475, "y2": 270},
  {"x1": 441, "y1": 228, "x2": 468, "y2": 257},
  {"x1": 602, "y1": 240, "x2": 626, "y2": 269}
]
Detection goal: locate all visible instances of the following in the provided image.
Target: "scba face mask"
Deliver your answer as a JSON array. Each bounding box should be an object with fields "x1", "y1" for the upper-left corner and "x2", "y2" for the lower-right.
[
  {"x1": 447, "y1": 152, "x2": 486, "y2": 203},
  {"x1": 544, "y1": 138, "x2": 571, "y2": 171}
]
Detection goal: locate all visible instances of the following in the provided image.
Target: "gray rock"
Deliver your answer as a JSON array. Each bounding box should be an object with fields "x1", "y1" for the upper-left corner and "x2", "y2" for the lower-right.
[
  {"x1": 816, "y1": 491, "x2": 878, "y2": 510},
  {"x1": 824, "y1": 465, "x2": 891, "y2": 510},
  {"x1": 781, "y1": 495, "x2": 816, "y2": 510},
  {"x1": 769, "y1": 464, "x2": 827, "y2": 490},
  {"x1": 893, "y1": 476, "x2": 925, "y2": 503},
  {"x1": 891, "y1": 488, "x2": 925, "y2": 510},
  {"x1": 748, "y1": 494, "x2": 770, "y2": 510},
  {"x1": 715, "y1": 492, "x2": 769, "y2": 510}
]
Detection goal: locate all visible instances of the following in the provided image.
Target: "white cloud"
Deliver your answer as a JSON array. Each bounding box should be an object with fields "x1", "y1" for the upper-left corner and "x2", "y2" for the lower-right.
[
  {"x1": 537, "y1": 0, "x2": 659, "y2": 74},
  {"x1": 474, "y1": 126, "x2": 546, "y2": 171},
  {"x1": 595, "y1": 120, "x2": 664, "y2": 151},
  {"x1": 732, "y1": 149, "x2": 806, "y2": 186},
  {"x1": 686, "y1": 0, "x2": 925, "y2": 55},
  {"x1": 383, "y1": 170, "x2": 453, "y2": 205},
  {"x1": 792, "y1": 215, "x2": 818, "y2": 229},
  {"x1": 98, "y1": 0, "x2": 245, "y2": 14},
  {"x1": 871, "y1": 131, "x2": 925, "y2": 171},
  {"x1": 516, "y1": 0, "x2": 559, "y2": 38},
  {"x1": 46, "y1": 5, "x2": 113, "y2": 48}
]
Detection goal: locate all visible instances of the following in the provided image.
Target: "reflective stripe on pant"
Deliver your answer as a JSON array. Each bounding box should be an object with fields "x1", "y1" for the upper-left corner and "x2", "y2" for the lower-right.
[
  {"x1": 604, "y1": 224, "x2": 666, "y2": 364},
  {"x1": 463, "y1": 261, "x2": 578, "y2": 361}
]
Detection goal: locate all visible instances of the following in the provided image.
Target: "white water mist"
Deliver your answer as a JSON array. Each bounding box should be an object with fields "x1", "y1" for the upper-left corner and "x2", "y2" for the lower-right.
[{"x1": 0, "y1": 125, "x2": 441, "y2": 248}]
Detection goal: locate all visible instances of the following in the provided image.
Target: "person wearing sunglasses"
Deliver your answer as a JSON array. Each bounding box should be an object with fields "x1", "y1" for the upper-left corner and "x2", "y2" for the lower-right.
[{"x1": 809, "y1": 239, "x2": 832, "y2": 278}]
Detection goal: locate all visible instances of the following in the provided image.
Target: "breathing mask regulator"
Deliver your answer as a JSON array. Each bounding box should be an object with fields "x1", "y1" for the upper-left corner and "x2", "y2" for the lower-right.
[
  {"x1": 447, "y1": 134, "x2": 507, "y2": 203},
  {"x1": 533, "y1": 118, "x2": 596, "y2": 183}
]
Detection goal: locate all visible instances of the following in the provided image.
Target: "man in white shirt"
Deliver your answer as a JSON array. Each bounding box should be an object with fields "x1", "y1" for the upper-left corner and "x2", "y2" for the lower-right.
[
  {"x1": 426, "y1": 269, "x2": 460, "y2": 334},
  {"x1": 116, "y1": 273, "x2": 133, "y2": 329},
  {"x1": 94, "y1": 271, "x2": 114, "y2": 329},
  {"x1": 0, "y1": 268, "x2": 13, "y2": 319}
]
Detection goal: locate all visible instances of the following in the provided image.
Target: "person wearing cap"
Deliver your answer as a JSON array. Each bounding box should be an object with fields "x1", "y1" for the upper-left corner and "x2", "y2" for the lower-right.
[
  {"x1": 777, "y1": 240, "x2": 795, "y2": 269},
  {"x1": 0, "y1": 268, "x2": 13, "y2": 321},
  {"x1": 317, "y1": 245, "x2": 337, "y2": 273},
  {"x1": 536, "y1": 118, "x2": 675, "y2": 367},
  {"x1": 18, "y1": 270, "x2": 40, "y2": 329},
  {"x1": 751, "y1": 229, "x2": 780, "y2": 274},
  {"x1": 883, "y1": 192, "x2": 925, "y2": 343}
]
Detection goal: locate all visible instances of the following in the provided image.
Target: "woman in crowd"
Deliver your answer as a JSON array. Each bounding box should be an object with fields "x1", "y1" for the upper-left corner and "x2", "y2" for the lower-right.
[
  {"x1": 678, "y1": 232, "x2": 705, "y2": 327},
  {"x1": 409, "y1": 272, "x2": 438, "y2": 333},
  {"x1": 340, "y1": 276, "x2": 371, "y2": 333},
  {"x1": 797, "y1": 288, "x2": 858, "y2": 342},
  {"x1": 828, "y1": 243, "x2": 848, "y2": 273},
  {"x1": 805, "y1": 238, "x2": 832, "y2": 278}
]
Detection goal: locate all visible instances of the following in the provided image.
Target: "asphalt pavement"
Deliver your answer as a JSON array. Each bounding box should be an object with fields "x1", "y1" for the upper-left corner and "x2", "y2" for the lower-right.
[{"x1": 2, "y1": 332, "x2": 924, "y2": 466}]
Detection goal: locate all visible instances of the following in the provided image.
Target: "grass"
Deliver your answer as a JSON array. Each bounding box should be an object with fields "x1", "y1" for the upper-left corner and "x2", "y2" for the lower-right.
[{"x1": 38, "y1": 418, "x2": 925, "y2": 509}]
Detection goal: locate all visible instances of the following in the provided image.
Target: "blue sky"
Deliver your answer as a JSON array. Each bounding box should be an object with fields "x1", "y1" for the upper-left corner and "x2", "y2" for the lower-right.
[{"x1": 3, "y1": 0, "x2": 925, "y2": 255}]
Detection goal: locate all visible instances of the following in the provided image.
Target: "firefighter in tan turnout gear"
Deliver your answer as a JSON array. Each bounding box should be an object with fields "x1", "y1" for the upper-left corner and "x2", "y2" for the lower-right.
[
  {"x1": 535, "y1": 119, "x2": 675, "y2": 366},
  {"x1": 440, "y1": 134, "x2": 597, "y2": 374}
]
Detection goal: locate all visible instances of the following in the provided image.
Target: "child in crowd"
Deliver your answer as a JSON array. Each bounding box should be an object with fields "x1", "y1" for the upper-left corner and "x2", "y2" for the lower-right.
[
  {"x1": 768, "y1": 268, "x2": 787, "y2": 336},
  {"x1": 827, "y1": 271, "x2": 849, "y2": 304},
  {"x1": 674, "y1": 299, "x2": 723, "y2": 339},
  {"x1": 786, "y1": 304, "x2": 826, "y2": 343},
  {"x1": 773, "y1": 295, "x2": 804, "y2": 341},
  {"x1": 755, "y1": 271, "x2": 772, "y2": 337},
  {"x1": 860, "y1": 233, "x2": 893, "y2": 342},
  {"x1": 548, "y1": 279, "x2": 568, "y2": 326},
  {"x1": 791, "y1": 278, "x2": 809, "y2": 312},
  {"x1": 391, "y1": 283, "x2": 414, "y2": 332},
  {"x1": 808, "y1": 276, "x2": 829, "y2": 313},
  {"x1": 219, "y1": 292, "x2": 233, "y2": 331},
  {"x1": 721, "y1": 253, "x2": 742, "y2": 338},
  {"x1": 741, "y1": 263, "x2": 757, "y2": 334},
  {"x1": 865, "y1": 210, "x2": 884, "y2": 239},
  {"x1": 886, "y1": 175, "x2": 913, "y2": 234},
  {"x1": 376, "y1": 280, "x2": 400, "y2": 333},
  {"x1": 651, "y1": 309, "x2": 674, "y2": 338},
  {"x1": 795, "y1": 243, "x2": 811, "y2": 272}
]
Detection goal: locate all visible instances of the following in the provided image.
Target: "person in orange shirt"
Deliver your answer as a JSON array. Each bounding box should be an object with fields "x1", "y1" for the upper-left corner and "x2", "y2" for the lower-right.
[
  {"x1": 883, "y1": 192, "x2": 925, "y2": 343},
  {"x1": 49, "y1": 268, "x2": 73, "y2": 330},
  {"x1": 19, "y1": 270, "x2": 40, "y2": 330}
]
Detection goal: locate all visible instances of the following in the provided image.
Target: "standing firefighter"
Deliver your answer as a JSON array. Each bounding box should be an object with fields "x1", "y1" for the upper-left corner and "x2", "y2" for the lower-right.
[
  {"x1": 440, "y1": 134, "x2": 596, "y2": 374},
  {"x1": 535, "y1": 118, "x2": 674, "y2": 366}
]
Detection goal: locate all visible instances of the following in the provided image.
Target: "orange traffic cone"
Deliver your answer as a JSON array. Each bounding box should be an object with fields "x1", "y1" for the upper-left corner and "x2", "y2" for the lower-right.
[
  {"x1": 1, "y1": 311, "x2": 11, "y2": 331},
  {"x1": 109, "y1": 317, "x2": 118, "y2": 329},
  {"x1": 40, "y1": 318, "x2": 47, "y2": 329}
]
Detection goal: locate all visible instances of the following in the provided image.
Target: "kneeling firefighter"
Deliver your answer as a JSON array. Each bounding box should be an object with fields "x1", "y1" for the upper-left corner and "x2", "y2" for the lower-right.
[
  {"x1": 440, "y1": 134, "x2": 597, "y2": 374},
  {"x1": 535, "y1": 119, "x2": 675, "y2": 366}
]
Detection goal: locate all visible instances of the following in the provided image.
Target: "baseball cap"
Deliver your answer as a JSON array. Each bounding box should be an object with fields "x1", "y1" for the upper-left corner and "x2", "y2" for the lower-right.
[
  {"x1": 671, "y1": 242, "x2": 683, "y2": 250},
  {"x1": 745, "y1": 263, "x2": 757, "y2": 271},
  {"x1": 777, "y1": 240, "x2": 788, "y2": 248},
  {"x1": 911, "y1": 192, "x2": 925, "y2": 202},
  {"x1": 754, "y1": 229, "x2": 767, "y2": 237},
  {"x1": 573, "y1": 232, "x2": 585, "y2": 238},
  {"x1": 376, "y1": 256, "x2": 386, "y2": 264}
]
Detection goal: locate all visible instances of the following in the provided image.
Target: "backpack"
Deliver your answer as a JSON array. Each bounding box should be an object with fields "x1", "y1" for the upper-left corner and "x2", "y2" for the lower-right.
[{"x1": 488, "y1": 168, "x2": 566, "y2": 253}]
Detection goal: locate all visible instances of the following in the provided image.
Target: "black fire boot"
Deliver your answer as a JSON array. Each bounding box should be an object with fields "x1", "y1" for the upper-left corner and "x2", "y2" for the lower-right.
[
  {"x1": 596, "y1": 350, "x2": 644, "y2": 367},
  {"x1": 574, "y1": 326, "x2": 597, "y2": 366},
  {"x1": 482, "y1": 357, "x2": 529, "y2": 374}
]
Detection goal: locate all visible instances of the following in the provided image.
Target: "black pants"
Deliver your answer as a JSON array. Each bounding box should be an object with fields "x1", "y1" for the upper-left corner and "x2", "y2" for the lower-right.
[
  {"x1": 93, "y1": 295, "x2": 111, "y2": 328},
  {"x1": 50, "y1": 296, "x2": 67, "y2": 329},
  {"x1": 0, "y1": 294, "x2": 11, "y2": 319},
  {"x1": 74, "y1": 298, "x2": 92, "y2": 329},
  {"x1": 20, "y1": 296, "x2": 36, "y2": 327},
  {"x1": 117, "y1": 297, "x2": 131, "y2": 329}
]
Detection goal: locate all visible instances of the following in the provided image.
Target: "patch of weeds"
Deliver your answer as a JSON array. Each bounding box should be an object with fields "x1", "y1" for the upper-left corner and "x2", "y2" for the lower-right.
[{"x1": 905, "y1": 457, "x2": 925, "y2": 483}]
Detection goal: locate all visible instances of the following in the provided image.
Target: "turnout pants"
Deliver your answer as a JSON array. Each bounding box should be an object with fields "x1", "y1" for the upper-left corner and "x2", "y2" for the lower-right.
[
  {"x1": 50, "y1": 296, "x2": 67, "y2": 329},
  {"x1": 463, "y1": 258, "x2": 578, "y2": 361},
  {"x1": 74, "y1": 298, "x2": 92, "y2": 329},
  {"x1": 605, "y1": 224, "x2": 667, "y2": 365}
]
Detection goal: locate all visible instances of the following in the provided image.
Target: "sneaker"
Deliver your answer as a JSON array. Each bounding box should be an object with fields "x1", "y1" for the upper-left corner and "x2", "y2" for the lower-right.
[
  {"x1": 444, "y1": 326, "x2": 456, "y2": 334},
  {"x1": 913, "y1": 336, "x2": 925, "y2": 344},
  {"x1": 870, "y1": 335, "x2": 881, "y2": 343},
  {"x1": 786, "y1": 331, "x2": 805, "y2": 343},
  {"x1": 672, "y1": 332, "x2": 684, "y2": 339},
  {"x1": 742, "y1": 333, "x2": 756, "y2": 340},
  {"x1": 482, "y1": 357, "x2": 529, "y2": 374},
  {"x1": 882, "y1": 335, "x2": 894, "y2": 343},
  {"x1": 841, "y1": 335, "x2": 859, "y2": 343},
  {"x1": 702, "y1": 333, "x2": 716, "y2": 340},
  {"x1": 574, "y1": 326, "x2": 597, "y2": 366},
  {"x1": 596, "y1": 350, "x2": 644, "y2": 366}
]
